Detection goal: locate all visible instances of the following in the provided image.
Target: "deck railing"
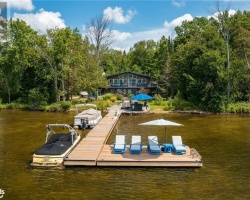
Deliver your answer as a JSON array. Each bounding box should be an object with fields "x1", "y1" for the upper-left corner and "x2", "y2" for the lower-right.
[{"x1": 108, "y1": 83, "x2": 157, "y2": 88}]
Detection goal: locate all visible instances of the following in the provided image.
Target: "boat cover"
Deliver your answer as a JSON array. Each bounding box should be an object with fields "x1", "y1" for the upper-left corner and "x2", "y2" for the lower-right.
[
  {"x1": 74, "y1": 108, "x2": 101, "y2": 121},
  {"x1": 35, "y1": 133, "x2": 73, "y2": 155}
]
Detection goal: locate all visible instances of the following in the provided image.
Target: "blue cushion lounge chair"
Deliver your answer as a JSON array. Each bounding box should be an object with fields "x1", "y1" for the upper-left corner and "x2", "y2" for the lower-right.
[
  {"x1": 147, "y1": 136, "x2": 161, "y2": 155},
  {"x1": 113, "y1": 135, "x2": 126, "y2": 154},
  {"x1": 130, "y1": 136, "x2": 142, "y2": 154},
  {"x1": 172, "y1": 136, "x2": 186, "y2": 155}
]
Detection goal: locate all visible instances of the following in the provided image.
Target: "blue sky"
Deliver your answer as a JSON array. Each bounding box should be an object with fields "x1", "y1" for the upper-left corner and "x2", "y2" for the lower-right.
[{"x1": 7, "y1": 0, "x2": 250, "y2": 51}]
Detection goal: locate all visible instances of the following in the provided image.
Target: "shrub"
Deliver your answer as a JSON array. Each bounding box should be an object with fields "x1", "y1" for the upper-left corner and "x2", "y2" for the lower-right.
[
  {"x1": 116, "y1": 94, "x2": 124, "y2": 100},
  {"x1": 110, "y1": 96, "x2": 117, "y2": 102},
  {"x1": 60, "y1": 101, "x2": 72, "y2": 111},
  {"x1": 96, "y1": 100, "x2": 112, "y2": 110},
  {"x1": 227, "y1": 102, "x2": 250, "y2": 113},
  {"x1": 103, "y1": 93, "x2": 115, "y2": 100},
  {"x1": 76, "y1": 98, "x2": 87, "y2": 104},
  {"x1": 128, "y1": 93, "x2": 134, "y2": 98},
  {"x1": 164, "y1": 91, "x2": 196, "y2": 111},
  {"x1": 6, "y1": 102, "x2": 25, "y2": 109},
  {"x1": 46, "y1": 103, "x2": 61, "y2": 112},
  {"x1": 28, "y1": 88, "x2": 48, "y2": 109},
  {"x1": 153, "y1": 94, "x2": 163, "y2": 105},
  {"x1": 0, "y1": 104, "x2": 7, "y2": 109},
  {"x1": 86, "y1": 98, "x2": 95, "y2": 103}
]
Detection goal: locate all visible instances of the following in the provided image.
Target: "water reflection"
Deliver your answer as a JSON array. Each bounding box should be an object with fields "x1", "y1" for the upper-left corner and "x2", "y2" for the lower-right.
[{"x1": 0, "y1": 110, "x2": 249, "y2": 199}]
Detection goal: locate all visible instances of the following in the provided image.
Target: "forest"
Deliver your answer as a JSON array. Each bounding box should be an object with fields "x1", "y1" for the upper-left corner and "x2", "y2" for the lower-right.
[{"x1": 0, "y1": 10, "x2": 249, "y2": 113}]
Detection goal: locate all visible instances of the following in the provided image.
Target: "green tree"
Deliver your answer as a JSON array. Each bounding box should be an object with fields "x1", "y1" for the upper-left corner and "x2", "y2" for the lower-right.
[
  {"x1": 170, "y1": 18, "x2": 227, "y2": 112},
  {"x1": 0, "y1": 19, "x2": 39, "y2": 103}
]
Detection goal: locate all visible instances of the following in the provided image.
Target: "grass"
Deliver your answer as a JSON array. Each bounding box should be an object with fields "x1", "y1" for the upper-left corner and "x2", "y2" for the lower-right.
[{"x1": 148, "y1": 102, "x2": 166, "y2": 111}]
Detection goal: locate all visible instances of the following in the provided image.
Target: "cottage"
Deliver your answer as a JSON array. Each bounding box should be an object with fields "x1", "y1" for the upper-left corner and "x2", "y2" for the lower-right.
[{"x1": 101, "y1": 71, "x2": 157, "y2": 96}]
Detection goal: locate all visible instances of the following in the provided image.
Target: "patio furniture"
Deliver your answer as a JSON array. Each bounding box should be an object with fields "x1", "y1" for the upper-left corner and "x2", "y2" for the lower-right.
[
  {"x1": 130, "y1": 136, "x2": 142, "y2": 154},
  {"x1": 133, "y1": 103, "x2": 143, "y2": 111},
  {"x1": 172, "y1": 136, "x2": 186, "y2": 155},
  {"x1": 147, "y1": 136, "x2": 161, "y2": 155},
  {"x1": 162, "y1": 143, "x2": 173, "y2": 153},
  {"x1": 113, "y1": 135, "x2": 126, "y2": 154}
]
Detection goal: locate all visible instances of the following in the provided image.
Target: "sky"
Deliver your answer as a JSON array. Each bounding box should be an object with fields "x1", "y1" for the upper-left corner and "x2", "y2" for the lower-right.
[{"x1": 4, "y1": 0, "x2": 250, "y2": 51}]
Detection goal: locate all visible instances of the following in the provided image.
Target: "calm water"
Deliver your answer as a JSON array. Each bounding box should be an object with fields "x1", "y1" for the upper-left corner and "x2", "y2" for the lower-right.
[{"x1": 0, "y1": 110, "x2": 249, "y2": 199}]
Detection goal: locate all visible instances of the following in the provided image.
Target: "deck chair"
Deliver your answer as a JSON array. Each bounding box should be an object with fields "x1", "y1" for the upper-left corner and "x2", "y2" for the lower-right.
[
  {"x1": 113, "y1": 135, "x2": 126, "y2": 154},
  {"x1": 130, "y1": 136, "x2": 142, "y2": 154},
  {"x1": 147, "y1": 136, "x2": 161, "y2": 155},
  {"x1": 172, "y1": 136, "x2": 186, "y2": 155}
]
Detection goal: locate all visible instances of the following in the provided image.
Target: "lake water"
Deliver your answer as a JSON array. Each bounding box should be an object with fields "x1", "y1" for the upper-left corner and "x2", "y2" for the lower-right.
[{"x1": 0, "y1": 110, "x2": 249, "y2": 199}]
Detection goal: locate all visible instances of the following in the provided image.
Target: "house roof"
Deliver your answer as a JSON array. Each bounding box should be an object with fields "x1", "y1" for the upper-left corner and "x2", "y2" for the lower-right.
[{"x1": 106, "y1": 71, "x2": 152, "y2": 78}]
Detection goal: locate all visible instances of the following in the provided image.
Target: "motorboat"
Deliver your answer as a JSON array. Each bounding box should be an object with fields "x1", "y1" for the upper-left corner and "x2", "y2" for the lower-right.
[
  {"x1": 73, "y1": 104, "x2": 102, "y2": 129},
  {"x1": 31, "y1": 124, "x2": 81, "y2": 167}
]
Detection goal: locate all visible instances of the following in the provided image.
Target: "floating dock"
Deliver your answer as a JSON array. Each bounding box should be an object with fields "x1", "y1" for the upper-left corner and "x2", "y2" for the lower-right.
[{"x1": 64, "y1": 105, "x2": 203, "y2": 167}]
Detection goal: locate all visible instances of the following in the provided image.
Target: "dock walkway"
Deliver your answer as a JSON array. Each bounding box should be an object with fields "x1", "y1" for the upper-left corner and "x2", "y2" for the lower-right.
[
  {"x1": 64, "y1": 105, "x2": 203, "y2": 167},
  {"x1": 64, "y1": 105, "x2": 121, "y2": 166}
]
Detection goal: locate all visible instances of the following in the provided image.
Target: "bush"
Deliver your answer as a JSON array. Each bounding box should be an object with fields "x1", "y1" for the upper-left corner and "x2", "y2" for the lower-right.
[
  {"x1": 76, "y1": 98, "x2": 87, "y2": 104},
  {"x1": 227, "y1": 102, "x2": 250, "y2": 113},
  {"x1": 60, "y1": 101, "x2": 72, "y2": 111},
  {"x1": 6, "y1": 102, "x2": 26, "y2": 109},
  {"x1": 102, "y1": 93, "x2": 115, "y2": 100},
  {"x1": 128, "y1": 93, "x2": 134, "y2": 98},
  {"x1": 153, "y1": 94, "x2": 163, "y2": 105},
  {"x1": 46, "y1": 103, "x2": 61, "y2": 112},
  {"x1": 110, "y1": 96, "x2": 117, "y2": 102},
  {"x1": 116, "y1": 94, "x2": 124, "y2": 100},
  {"x1": 28, "y1": 88, "x2": 48, "y2": 109},
  {"x1": 96, "y1": 100, "x2": 112, "y2": 110},
  {"x1": 0, "y1": 104, "x2": 7, "y2": 109},
  {"x1": 164, "y1": 91, "x2": 196, "y2": 111}
]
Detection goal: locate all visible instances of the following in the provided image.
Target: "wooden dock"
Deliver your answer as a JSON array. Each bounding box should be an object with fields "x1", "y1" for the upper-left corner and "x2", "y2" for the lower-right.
[{"x1": 64, "y1": 105, "x2": 203, "y2": 167}]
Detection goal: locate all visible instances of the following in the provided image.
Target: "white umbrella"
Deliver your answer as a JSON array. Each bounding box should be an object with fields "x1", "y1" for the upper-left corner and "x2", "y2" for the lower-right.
[{"x1": 138, "y1": 119, "x2": 183, "y2": 143}]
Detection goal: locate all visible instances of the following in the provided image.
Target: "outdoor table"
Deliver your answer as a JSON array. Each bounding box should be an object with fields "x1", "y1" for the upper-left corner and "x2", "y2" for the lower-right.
[{"x1": 162, "y1": 143, "x2": 173, "y2": 153}]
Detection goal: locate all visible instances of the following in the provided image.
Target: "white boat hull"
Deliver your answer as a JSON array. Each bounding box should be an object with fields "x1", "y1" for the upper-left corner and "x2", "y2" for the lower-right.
[
  {"x1": 31, "y1": 136, "x2": 80, "y2": 167},
  {"x1": 74, "y1": 115, "x2": 102, "y2": 129}
]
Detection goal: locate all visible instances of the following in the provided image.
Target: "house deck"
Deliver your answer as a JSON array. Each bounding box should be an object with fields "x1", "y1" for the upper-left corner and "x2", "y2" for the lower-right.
[{"x1": 64, "y1": 105, "x2": 203, "y2": 167}]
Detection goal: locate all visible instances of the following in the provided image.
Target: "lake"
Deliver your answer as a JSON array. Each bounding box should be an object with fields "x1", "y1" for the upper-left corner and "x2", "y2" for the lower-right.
[{"x1": 0, "y1": 110, "x2": 249, "y2": 199}]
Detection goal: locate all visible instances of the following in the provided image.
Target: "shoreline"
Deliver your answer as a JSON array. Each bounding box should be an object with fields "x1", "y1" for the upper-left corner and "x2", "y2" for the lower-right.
[{"x1": 0, "y1": 107, "x2": 249, "y2": 115}]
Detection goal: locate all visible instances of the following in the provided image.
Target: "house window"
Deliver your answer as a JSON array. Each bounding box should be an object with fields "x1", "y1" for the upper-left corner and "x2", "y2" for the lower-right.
[
  {"x1": 117, "y1": 89, "x2": 123, "y2": 93},
  {"x1": 129, "y1": 79, "x2": 136, "y2": 86}
]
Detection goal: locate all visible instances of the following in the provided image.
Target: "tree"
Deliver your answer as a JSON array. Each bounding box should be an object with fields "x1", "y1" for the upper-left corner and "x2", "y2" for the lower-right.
[
  {"x1": 85, "y1": 15, "x2": 114, "y2": 64},
  {"x1": 101, "y1": 49, "x2": 126, "y2": 75},
  {"x1": 230, "y1": 11, "x2": 250, "y2": 102},
  {"x1": 212, "y1": 1, "x2": 232, "y2": 104},
  {"x1": 170, "y1": 18, "x2": 227, "y2": 112},
  {"x1": 0, "y1": 19, "x2": 39, "y2": 103},
  {"x1": 126, "y1": 40, "x2": 156, "y2": 76}
]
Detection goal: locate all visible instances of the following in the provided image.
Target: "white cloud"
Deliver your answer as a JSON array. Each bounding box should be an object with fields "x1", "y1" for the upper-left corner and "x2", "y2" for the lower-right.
[
  {"x1": 103, "y1": 6, "x2": 136, "y2": 24},
  {"x1": 172, "y1": 0, "x2": 185, "y2": 7},
  {"x1": 111, "y1": 28, "x2": 172, "y2": 52},
  {"x1": 13, "y1": 9, "x2": 66, "y2": 34},
  {"x1": 9, "y1": 0, "x2": 35, "y2": 11},
  {"x1": 207, "y1": 9, "x2": 236, "y2": 19},
  {"x1": 164, "y1": 14, "x2": 193, "y2": 29},
  {"x1": 111, "y1": 14, "x2": 193, "y2": 52},
  {"x1": 112, "y1": 30, "x2": 132, "y2": 41}
]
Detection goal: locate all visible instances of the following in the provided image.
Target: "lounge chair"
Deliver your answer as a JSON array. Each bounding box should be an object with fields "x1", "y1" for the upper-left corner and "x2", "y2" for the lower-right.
[
  {"x1": 130, "y1": 136, "x2": 142, "y2": 154},
  {"x1": 147, "y1": 136, "x2": 161, "y2": 155},
  {"x1": 172, "y1": 136, "x2": 186, "y2": 155},
  {"x1": 113, "y1": 135, "x2": 126, "y2": 154}
]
